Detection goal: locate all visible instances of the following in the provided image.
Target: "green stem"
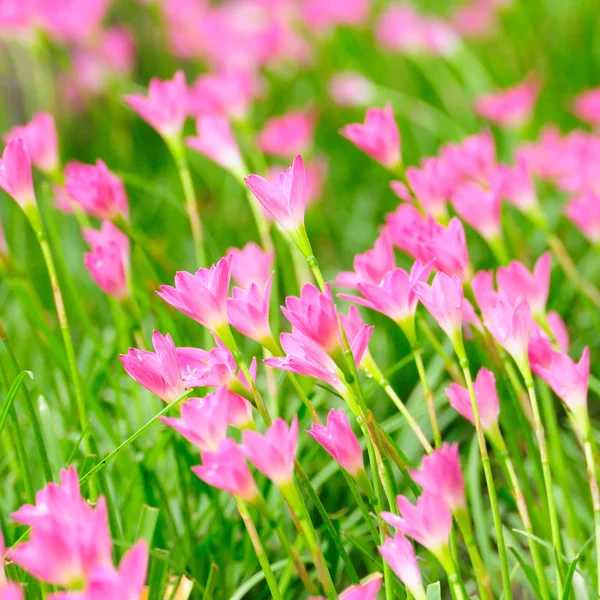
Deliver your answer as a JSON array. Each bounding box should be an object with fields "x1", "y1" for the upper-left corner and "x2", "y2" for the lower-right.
[{"x1": 438, "y1": 547, "x2": 470, "y2": 600}]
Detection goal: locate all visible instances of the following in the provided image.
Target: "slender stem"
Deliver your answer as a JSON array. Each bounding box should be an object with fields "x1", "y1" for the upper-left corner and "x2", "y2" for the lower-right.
[
  {"x1": 438, "y1": 548, "x2": 470, "y2": 600},
  {"x1": 460, "y1": 358, "x2": 513, "y2": 600},
  {"x1": 235, "y1": 497, "x2": 283, "y2": 600},
  {"x1": 411, "y1": 344, "x2": 441, "y2": 447}
]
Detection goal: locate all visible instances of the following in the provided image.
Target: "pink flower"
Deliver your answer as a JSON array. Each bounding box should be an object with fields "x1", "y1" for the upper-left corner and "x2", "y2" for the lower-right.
[
  {"x1": 64, "y1": 160, "x2": 129, "y2": 221},
  {"x1": 470, "y1": 269, "x2": 503, "y2": 322},
  {"x1": 99, "y1": 27, "x2": 136, "y2": 78},
  {"x1": 340, "y1": 261, "x2": 431, "y2": 325},
  {"x1": 446, "y1": 367, "x2": 500, "y2": 432},
  {"x1": 161, "y1": 389, "x2": 229, "y2": 451},
  {"x1": 307, "y1": 409, "x2": 364, "y2": 476},
  {"x1": 496, "y1": 253, "x2": 551, "y2": 317},
  {"x1": 485, "y1": 296, "x2": 534, "y2": 369},
  {"x1": 451, "y1": 3, "x2": 497, "y2": 39},
  {"x1": 338, "y1": 573, "x2": 383, "y2": 600},
  {"x1": 413, "y1": 273, "x2": 464, "y2": 344},
  {"x1": 186, "y1": 116, "x2": 245, "y2": 175},
  {"x1": 125, "y1": 71, "x2": 188, "y2": 139},
  {"x1": 193, "y1": 439, "x2": 259, "y2": 502},
  {"x1": 405, "y1": 157, "x2": 458, "y2": 219},
  {"x1": 301, "y1": 0, "x2": 371, "y2": 32},
  {"x1": 4, "y1": 113, "x2": 59, "y2": 174},
  {"x1": 158, "y1": 255, "x2": 232, "y2": 332},
  {"x1": 379, "y1": 533, "x2": 424, "y2": 598},
  {"x1": 0, "y1": 138, "x2": 35, "y2": 209},
  {"x1": 120, "y1": 331, "x2": 185, "y2": 402},
  {"x1": 340, "y1": 104, "x2": 401, "y2": 169},
  {"x1": 531, "y1": 347, "x2": 590, "y2": 414},
  {"x1": 451, "y1": 181, "x2": 503, "y2": 241},
  {"x1": 83, "y1": 221, "x2": 129, "y2": 255},
  {"x1": 228, "y1": 275, "x2": 273, "y2": 343},
  {"x1": 228, "y1": 242, "x2": 274, "y2": 290},
  {"x1": 548, "y1": 311, "x2": 570, "y2": 352},
  {"x1": 565, "y1": 193, "x2": 600, "y2": 243},
  {"x1": 334, "y1": 233, "x2": 395, "y2": 289},
  {"x1": 493, "y1": 162, "x2": 538, "y2": 213},
  {"x1": 329, "y1": 72, "x2": 374, "y2": 108},
  {"x1": 257, "y1": 110, "x2": 316, "y2": 158},
  {"x1": 242, "y1": 417, "x2": 298, "y2": 485},
  {"x1": 573, "y1": 87, "x2": 600, "y2": 127},
  {"x1": 176, "y1": 338, "x2": 237, "y2": 389},
  {"x1": 38, "y1": 0, "x2": 109, "y2": 44},
  {"x1": 245, "y1": 154, "x2": 307, "y2": 233},
  {"x1": 9, "y1": 467, "x2": 113, "y2": 588},
  {"x1": 440, "y1": 131, "x2": 496, "y2": 184},
  {"x1": 381, "y1": 492, "x2": 452, "y2": 554},
  {"x1": 475, "y1": 76, "x2": 541, "y2": 128},
  {"x1": 409, "y1": 444, "x2": 465, "y2": 513},
  {"x1": 0, "y1": 583, "x2": 23, "y2": 600}
]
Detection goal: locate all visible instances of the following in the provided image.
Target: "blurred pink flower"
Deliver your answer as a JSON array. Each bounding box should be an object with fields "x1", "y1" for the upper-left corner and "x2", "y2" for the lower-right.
[
  {"x1": 441, "y1": 131, "x2": 496, "y2": 185},
  {"x1": 340, "y1": 104, "x2": 401, "y2": 169},
  {"x1": 4, "y1": 113, "x2": 59, "y2": 174},
  {"x1": 257, "y1": 110, "x2": 316, "y2": 158},
  {"x1": 493, "y1": 162, "x2": 538, "y2": 213},
  {"x1": 99, "y1": 27, "x2": 136, "y2": 77},
  {"x1": 120, "y1": 331, "x2": 185, "y2": 402},
  {"x1": 338, "y1": 573, "x2": 383, "y2": 600},
  {"x1": 300, "y1": 0, "x2": 371, "y2": 32},
  {"x1": 451, "y1": 181, "x2": 503, "y2": 241},
  {"x1": 471, "y1": 269, "x2": 503, "y2": 322},
  {"x1": 547, "y1": 311, "x2": 569, "y2": 352},
  {"x1": 451, "y1": 3, "x2": 497, "y2": 39},
  {"x1": 446, "y1": 367, "x2": 500, "y2": 432},
  {"x1": 573, "y1": 87, "x2": 600, "y2": 127},
  {"x1": 163, "y1": 0, "x2": 208, "y2": 59},
  {"x1": 0, "y1": 138, "x2": 35, "y2": 209},
  {"x1": 307, "y1": 409, "x2": 364, "y2": 476},
  {"x1": 83, "y1": 239, "x2": 130, "y2": 301},
  {"x1": 0, "y1": 0, "x2": 36, "y2": 40},
  {"x1": 379, "y1": 533, "x2": 424, "y2": 598},
  {"x1": 565, "y1": 193, "x2": 600, "y2": 243},
  {"x1": 125, "y1": 71, "x2": 188, "y2": 139},
  {"x1": 228, "y1": 275, "x2": 274, "y2": 343},
  {"x1": 228, "y1": 242, "x2": 274, "y2": 290},
  {"x1": 38, "y1": 0, "x2": 110, "y2": 44},
  {"x1": 329, "y1": 72, "x2": 374, "y2": 108}
]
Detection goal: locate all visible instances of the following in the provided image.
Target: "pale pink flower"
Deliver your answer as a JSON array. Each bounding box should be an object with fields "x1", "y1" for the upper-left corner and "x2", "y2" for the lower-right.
[
  {"x1": 493, "y1": 162, "x2": 538, "y2": 213},
  {"x1": 547, "y1": 311, "x2": 569, "y2": 352},
  {"x1": 120, "y1": 331, "x2": 185, "y2": 402},
  {"x1": 99, "y1": 27, "x2": 136, "y2": 78},
  {"x1": 446, "y1": 367, "x2": 500, "y2": 432},
  {"x1": 186, "y1": 116, "x2": 245, "y2": 175},
  {"x1": 0, "y1": 530, "x2": 23, "y2": 600},
  {"x1": 379, "y1": 533, "x2": 424, "y2": 598},
  {"x1": 381, "y1": 492, "x2": 452, "y2": 554},
  {"x1": 193, "y1": 439, "x2": 259, "y2": 502},
  {"x1": 405, "y1": 157, "x2": 458, "y2": 219},
  {"x1": 0, "y1": 1, "x2": 35, "y2": 40},
  {"x1": 163, "y1": 0, "x2": 207, "y2": 60},
  {"x1": 565, "y1": 193, "x2": 600, "y2": 243},
  {"x1": 83, "y1": 221, "x2": 129, "y2": 256},
  {"x1": 441, "y1": 131, "x2": 496, "y2": 184},
  {"x1": 471, "y1": 269, "x2": 503, "y2": 322},
  {"x1": 301, "y1": 0, "x2": 371, "y2": 32},
  {"x1": 307, "y1": 409, "x2": 364, "y2": 476},
  {"x1": 0, "y1": 138, "x2": 35, "y2": 209},
  {"x1": 228, "y1": 242, "x2": 274, "y2": 290},
  {"x1": 242, "y1": 417, "x2": 298, "y2": 485},
  {"x1": 475, "y1": 76, "x2": 541, "y2": 128},
  {"x1": 451, "y1": 181, "x2": 503, "y2": 241},
  {"x1": 125, "y1": 71, "x2": 188, "y2": 139},
  {"x1": 9, "y1": 467, "x2": 113, "y2": 588},
  {"x1": 496, "y1": 253, "x2": 551, "y2": 317},
  {"x1": 38, "y1": 0, "x2": 110, "y2": 44},
  {"x1": 389, "y1": 180, "x2": 411, "y2": 202},
  {"x1": 338, "y1": 573, "x2": 383, "y2": 600},
  {"x1": 158, "y1": 255, "x2": 232, "y2": 332},
  {"x1": 228, "y1": 275, "x2": 273, "y2": 343},
  {"x1": 451, "y1": 3, "x2": 497, "y2": 39},
  {"x1": 176, "y1": 338, "x2": 237, "y2": 389},
  {"x1": 329, "y1": 72, "x2": 374, "y2": 108},
  {"x1": 340, "y1": 104, "x2": 401, "y2": 169},
  {"x1": 384, "y1": 204, "x2": 428, "y2": 259},
  {"x1": 257, "y1": 110, "x2": 316, "y2": 158},
  {"x1": 573, "y1": 87, "x2": 600, "y2": 127},
  {"x1": 4, "y1": 113, "x2": 59, "y2": 174},
  {"x1": 64, "y1": 160, "x2": 129, "y2": 221}
]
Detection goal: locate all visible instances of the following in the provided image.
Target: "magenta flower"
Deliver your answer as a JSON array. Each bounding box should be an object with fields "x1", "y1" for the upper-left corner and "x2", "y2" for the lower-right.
[
  {"x1": 381, "y1": 492, "x2": 452, "y2": 555},
  {"x1": 451, "y1": 181, "x2": 503, "y2": 242},
  {"x1": 340, "y1": 104, "x2": 401, "y2": 169},
  {"x1": 257, "y1": 109, "x2": 316, "y2": 158},
  {"x1": 471, "y1": 269, "x2": 503, "y2": 322},
  {"x1": 475, "y1": 76, "x2": 541, "y2": 129},
  {"x1": 446, "y1": 368, "x2": 500, "y2": 433},
  {"x1": 228, "y1": 275, "x2": 273, "y2": 344},
  {"x1": 307, "y1": 409, "x2": 364, "y2": 477},
  {"x1": 228, "y1": 241, "x2": 274, "y2": 290},
  {"x1": 301, "y1": 0, "x2": 370, "y2": 32},
  {"x1": 158, "y1": 255, "x2": 232, "y2": 332},
  {"x1": 565, "y1": 193, "x2": 600, "y2": 244},
  {"x1": 120, "y1": 331, "x2": 185, "y2": 402},
  {"x1": 37, "y1": 0, "x2": 109, "y2": 45},
  {"x1": 125, "y1": 70, "x2": 188, "y2": 139},
  {"x1": 186, "y1": 116, "x2": 245, "y2": 175},
  {"x1": 242, "y1": 417, "x2": 298, "y2": 486},
  {"x1": 83, "y1": 221, "x2": 129, "y2": 254},
  {"x1": 338, "y1": 573, "x2": 383, "y2": 600},
  {"x1": 329, "y1": 71, "x2": 374, "y2": 108},
  {"x1": 64, "y1": 160, "x2": 129, "y2": 221},
  {"x1": 379, "y1": 533, "x2": 425, "y2": 599},
  {"x1": 0, "y1": 138, "x2": 35, "y2": 209},
  {"x1": 572, "y1": 87, "x2": 600, "y2": 127},
  {"x1": 496, "y1": 253, "x2": 551, "y2": 317},
  {"x1": 547, "y1": 311, "x2": 570, "y2": 352},
  {"x1": 245, "y1": 154, "x2": 307, "y2": 234},
  {"x1": 493, "y1": 162, "x2": 538, "y2": 213},
  {"x1": 193, "y1": 439, "x2": 259, "y2": 502},
  {"x1": 9, "y1": 467, "x2": 113, "y2": 588},
  {"x1": 405, "y1": 157, "x2": 458, "y2": 219},
  {"x1": 4, "y1": 113, "x2": 59, "y2": 174},
  {"x1": 409, "y1": 443, "x2": 465, "y2": 514},
  {"x1": 441, "y1": 131, "x2": 496, "y2": 184},
  {"x1": 176, "y1": 338, "x2": 237, "y2": 389}
]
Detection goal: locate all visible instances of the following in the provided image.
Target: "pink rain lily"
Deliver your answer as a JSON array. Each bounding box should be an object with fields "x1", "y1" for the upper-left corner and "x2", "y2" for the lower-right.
[
  {"x1": 547, "y1": 311, "x2": 570, "y2": 352},
  {"x1": 9, "y1": 467, "x2": 113, "y2": 588},
  {"x1": 120, "y1": 331, "x2": 185, "y2": 402},
  {"x1": 307, "y1": 409, "x2": 365, "y2": 477},
  {"x1": 227, "y1": 274, "x2": 274, "y2": 344},
  {"x1": 379, "y1": 533, "x2": 425, "y2": 600},
  {"x1": 381, "y1": 492, "x2": 452, "y2": 555},
  {"x1": 451, "y1": 181, "x2": 503, "y2": 242},
  {"x1": 475, "y1": 76, "x2": 541, "y2": 129},
  {"x1": 186, "y1": 115, "x2": 245, "y2": 176},
  {"x1": 158, "y1": 255, "x2": 232, "y2": 332},
  {"x1": 409, "y1": 444, "x2": 465, "y2": 513},
  {"x1": 0, "y1": 138, "x2": 35, "y2": 209},
  {"x1": 228, "y1": 242, "x2": 274, "y2": 290},
  {"x1": 125, "y1": 71, "x2": 188, "y2": 139},
  {"x1": 573, "y1": 87, "x2": 600, "y2": 127},
  {"x1": 4, "y1": 113, "x2": 59, "y2": 174},
  {"x1": 37, "y1": 0, "x2": 109, "y2": 45},
  {"x1": 440, "y1": 131, "x2": 496, "y2": 185},
  {"x1": 0, "y1": 531, "x2": 23, "y2": 600},
  {"x1": 193, "y1": 439, "x2": 259, "y2": 502},
  {"x1": 493, "y1": 161, "x2": 539, "y2": 213},
  {"x1": 446, "y1": 367, "x2": 500, "y2": 433},
  {"x1": 64, "y1": 159, "x2": 129, "y2": 221},
  {"x1": 340, "y1": 104, "x2": 401, "y2": 169},
  {"x1": 245, "y1": 154, "x2": 307, "y2": 234},
  {"x1": 242, "y1": 417, "x2": 298, "y2": 486},
  {"x1": 257, "y1": 109, "x2": 316, "y2": 158},
  {"x1": 83, "y1": 221, "x2": 129, "y2": 255},
  {"x1": 565, "y1": 193, "x2": 600, "y2": 243},
  {"x1": 470, "y1": 269, "x2": 503, "y2": 322},
  {"x1": 338, "y1": 573, "x2": 383, "y2": 600},
  {"x1": 329, "y1": 71, "x2": 374, "y2": 108},
  {"x1": 301, "y1": 0, "x2": 371, "y2": 32},
  {"x1": 176, "y1": 338, "x2": 238, "y2": 389}
]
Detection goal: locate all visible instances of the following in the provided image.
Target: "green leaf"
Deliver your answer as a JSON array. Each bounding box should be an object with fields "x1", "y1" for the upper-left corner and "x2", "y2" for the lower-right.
[
  {"x1": 0, "y1": 371, "x2": 33, "y2": 436},
  {"x1": 426, "y1": 581, "x2": 441, "y2": 600},
  {"x1": 508, "y1": 546, "x2": 541, "y2": 598}
]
